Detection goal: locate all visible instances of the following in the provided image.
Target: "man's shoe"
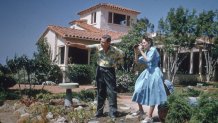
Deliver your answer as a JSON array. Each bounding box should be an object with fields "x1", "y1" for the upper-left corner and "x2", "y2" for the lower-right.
[
  {"x1": 109, "y1": 112, "x2": 117, "y2": 118},
  {"x1": 95, "y1": 112, "x2": 104, "y2": 118},
  {"x1": 109, "y1": 114, "x2": 116, "y2": 118}
]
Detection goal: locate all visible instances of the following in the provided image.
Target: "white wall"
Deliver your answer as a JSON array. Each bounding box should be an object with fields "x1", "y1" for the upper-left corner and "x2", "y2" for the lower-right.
[
  {"x1": 100, "y1": 8, "x2": 137, "y2": 33},
  {"x1": 44, "y1": 30, "x2": 66, "y2": 63},
  {"x1": 80, "y1": 9, "x2": 101, "y2": 29},
  {"x1": 79, "y1": 7, "x2": 138, "y2": 33},
  {"x1": 44, "y1": 30, "x2": 56, "y2": 61}
]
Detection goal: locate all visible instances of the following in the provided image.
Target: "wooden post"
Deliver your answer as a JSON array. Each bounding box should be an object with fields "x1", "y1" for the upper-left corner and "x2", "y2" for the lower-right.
[
  {"x1": 88, "y1": 48, "x2": 91, "y2": 65},
  {"x1": 189, "y1": 48, "x2": 194, "y2": 74},
  {"x1": 198, "y1": 45, "x2": 203, "y2": 81}
]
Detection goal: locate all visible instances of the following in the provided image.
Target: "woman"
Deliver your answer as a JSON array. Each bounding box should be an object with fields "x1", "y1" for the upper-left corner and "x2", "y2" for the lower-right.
[{"x1": 132, "y1": 35, "x2": 167, "y2": 122}]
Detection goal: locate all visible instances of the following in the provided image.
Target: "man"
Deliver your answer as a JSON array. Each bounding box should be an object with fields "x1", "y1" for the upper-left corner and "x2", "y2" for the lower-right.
[{"x1": 92, "y1": 34, "x2": 124, "y2": 118}]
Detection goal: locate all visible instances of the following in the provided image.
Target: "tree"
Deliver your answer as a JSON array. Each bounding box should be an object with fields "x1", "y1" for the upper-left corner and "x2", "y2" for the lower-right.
[
  {"x1": 0, "y1": 63, "x2": 16, "y2": 90},
  {"x1": 34, "y1": 38, "x2": 62, "y2": 83},
  {"x1": 196, "y1": 10, "x2": 218, "y2": 82},
  {"x1": 116, "y1": 17, "x2": 154, "y2": 72},
  {"x1": 157, "y1": 7, "x2": 198, "y2": 83},
  {"x1": 34, "y1": 38, "x2": 52, "y2": 83}
]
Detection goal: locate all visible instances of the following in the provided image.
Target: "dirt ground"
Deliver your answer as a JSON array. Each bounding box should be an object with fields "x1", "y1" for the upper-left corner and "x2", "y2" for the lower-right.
[{"x1": 0, "y1": 84, "x2": 160, "y2": 123}]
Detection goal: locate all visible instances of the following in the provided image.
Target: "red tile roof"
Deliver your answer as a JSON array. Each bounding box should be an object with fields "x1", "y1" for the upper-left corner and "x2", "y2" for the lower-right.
[
  {"x1": 47, "y1": 23, "x2": 126, "y2": 42},
  {"x1": 69, "y1": 20, "x2": 100, "y2": 33},
  {"x1": 78, "y1": 3, "x2": 140, "y2": 15}
]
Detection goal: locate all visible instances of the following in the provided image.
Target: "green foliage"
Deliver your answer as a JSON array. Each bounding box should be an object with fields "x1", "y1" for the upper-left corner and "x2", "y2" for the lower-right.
[
  {"x1": 190, "y1": 93, "x2": 218, "y2": 123},
  {"x1": 67, "y1": 108, "x2": 95, "y2": 123},
  {"x1": 34, "y1": 38, "x2": 53, "y2": 83},
  {"x1": 183, "y1": 87, "x2": 202, "y2": 97},
  {"x1": 0, "y1": 76, "x2": 16, "y2": 89},
  {"x1": 116, "y1": 71, "x2": 137, "y2": 93},
  {"x1": 166, "y1": 93, "x2": 192, "y2": 123},
  {"x1": 68, "y1": 64, "x2": 94, "y2": 84},
  {"x1": 36, "y1": 90, "x2": 95, "y2": 102},
  {"x1": 0, "y1": 90, "x2": 6, "y2": 105},
  {"x1": 0, "y1": 64, "x2": 16, "y2": 90},
  {"x1": 158, "y1": 7, "x2": 198, "y2": 50},
  {"x1": 77, "y1": 90, "x2": 95, "y2": 102},
  {"x1": 36, "y1": 92, "x2": 64, "y2": 101},
  {"x1": 116, "y1": 17, "x2": 154, "y2": 72},
  {"x1": 47, "y1": 65, "x2": 63, "y2": 83}
]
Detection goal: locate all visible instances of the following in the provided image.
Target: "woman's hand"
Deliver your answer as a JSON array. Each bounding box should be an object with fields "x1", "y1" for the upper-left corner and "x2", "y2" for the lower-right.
[{"x1": 138, "y1": 45, "x2": 143, "y2": 51}]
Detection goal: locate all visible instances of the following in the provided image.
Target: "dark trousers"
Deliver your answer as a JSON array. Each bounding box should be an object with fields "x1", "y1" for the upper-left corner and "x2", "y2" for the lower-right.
[{"x1": 96, "y1": 66, "x2": 117, "y2": 116}]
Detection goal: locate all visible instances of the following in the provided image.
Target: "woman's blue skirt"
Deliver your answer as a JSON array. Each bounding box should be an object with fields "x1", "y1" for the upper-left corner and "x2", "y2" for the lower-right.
[{"x1": 132, "y1": 67, "x2": 167, "y2": 106}]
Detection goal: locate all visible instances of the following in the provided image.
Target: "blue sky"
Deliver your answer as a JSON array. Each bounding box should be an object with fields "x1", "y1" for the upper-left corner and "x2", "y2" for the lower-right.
[{"x1": 0, "y1": 0, "x2": 217, "y2": 65}]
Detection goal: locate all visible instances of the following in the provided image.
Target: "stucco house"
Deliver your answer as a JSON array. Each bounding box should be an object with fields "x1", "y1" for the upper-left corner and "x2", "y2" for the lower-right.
[{"x1": 39, "y1": 3, "x2": 140, "y2": 82}]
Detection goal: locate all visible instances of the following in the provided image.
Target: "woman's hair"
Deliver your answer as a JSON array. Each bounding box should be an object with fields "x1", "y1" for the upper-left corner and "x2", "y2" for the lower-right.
[{"x1": 142, "y1": 35, "x2": 153, "y2": 46}]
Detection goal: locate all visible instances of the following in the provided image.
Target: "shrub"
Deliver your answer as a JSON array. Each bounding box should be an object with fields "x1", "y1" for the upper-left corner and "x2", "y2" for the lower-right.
[
  {"x1": 77, "y1": 90, "x2": 95, "y2": 102},
  {"x1": 166, "y1": 93, "x2": 192, "y2": 123},
  {"x1": 48, "y1": 64, "x2": 63, "y2": 84},
  {"x1": 116, "y1": 71, "x2": 137, "y2": 93},
  {"x1": 185, "y1": 88, "x2": 202, "y2": 97},
  {"x1": 0, "y1": 76, "x2": 16, "y2": 89},
  {"x1": 68, "y1": 64, "x2": 94, "y2": 85},
  {"x1": 190, "y1": 93, "x2": 218, "y2": 123},
  {"x1": 0, "y1": 90, "x2": 6, "y2": 105}
]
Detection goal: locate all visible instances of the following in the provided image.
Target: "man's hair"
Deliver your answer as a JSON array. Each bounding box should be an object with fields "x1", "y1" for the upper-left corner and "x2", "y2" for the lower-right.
[{"x1": 102, "y1": 34, "x2": 111, "y2": 42}]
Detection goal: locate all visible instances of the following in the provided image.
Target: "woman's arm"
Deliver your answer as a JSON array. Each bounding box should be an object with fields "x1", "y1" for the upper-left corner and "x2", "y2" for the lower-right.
[
  {"x1": 138, "y1": 45, "x2": 147, "y2": 61},
  {"x1": 139, "y1": 46, "x2": 156, "y2": 63}
]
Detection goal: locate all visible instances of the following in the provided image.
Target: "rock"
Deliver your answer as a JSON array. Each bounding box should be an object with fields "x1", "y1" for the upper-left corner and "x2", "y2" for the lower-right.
[
  {"x1": 13, "y1": 101, "x2": 25, "y2": 110},
  {"x1": 13, "y1": 106, "x2": 27, "y2": 118},
  {"x1": 0, "y1": 103, "x2": 12, "y2": 112},
  {"x1": 55, "y1": 116, "x2": 67, "y2": 123},
  {"x1": 188, "y1": 97, "x2": 199, "y2": 106},
  {"x1": 125, "y1": 114, "x2": 135, "y2": 119},
  {"x1": 72, "y1": 98, "x2": 80, "y2": 105},
  {"x1": 120, "y1": 106, "x2": 131, "y2": 111},
  {"x1": 74, "y1": 106, "x2": 83, "y2": 111},
  {"x1": 46, "y1": 112, "x2": 53, "y2": 119},
  {"x1": 49, "y1": 99, "x2": 64, "y2": 105}
]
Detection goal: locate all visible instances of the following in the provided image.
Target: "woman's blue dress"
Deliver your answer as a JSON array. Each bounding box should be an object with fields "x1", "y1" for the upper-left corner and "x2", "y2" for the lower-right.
[{"x1": 132, "y1": 47, "x2": 167, "y2": 106}]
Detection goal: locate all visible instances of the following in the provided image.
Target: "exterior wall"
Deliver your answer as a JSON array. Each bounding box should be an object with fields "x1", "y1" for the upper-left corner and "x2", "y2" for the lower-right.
[
  {"x1": 44, "y1": 30, "x2": 66, "y2": 64},
  {"x1": 80, "y1": 9, "x2": 101, "y2": 29},
  {"x1": 99, "y1": 8, "x2": 137, "y2": 33},
  {"x1": 44, "y1": 30, "x2": 56, "y2": 61},
  {"x1": 79, "y1": 8, "x2": 138, "y2": 33}
]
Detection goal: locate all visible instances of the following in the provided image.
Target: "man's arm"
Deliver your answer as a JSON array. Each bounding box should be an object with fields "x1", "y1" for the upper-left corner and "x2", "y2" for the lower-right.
[{"x1": 86, "y1": 44, "x2": 99, "y2": 49}]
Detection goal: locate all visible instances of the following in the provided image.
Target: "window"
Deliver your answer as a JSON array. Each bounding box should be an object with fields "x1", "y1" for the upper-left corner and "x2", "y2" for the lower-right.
[
  {"x1": 108, "y1": 12, "x2": 113, "y2": 23},
  {"x1": 91, "y1": 12, "x2": 96, "y2": 24},
  {"x1": 108, "y1": 12, "x2": 131, "y2": 26},
  {"x1": 113, "y1": 13, "x2": 126, "y2": 25},
  {"x1": 59, "y1": 46, "x2": 65, "y2": 64}
]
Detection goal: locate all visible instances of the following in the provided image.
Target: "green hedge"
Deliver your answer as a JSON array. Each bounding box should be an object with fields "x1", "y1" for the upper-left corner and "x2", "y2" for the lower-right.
[{"x1": 68, "y1": 64, "x2": 94, "y2": 85}]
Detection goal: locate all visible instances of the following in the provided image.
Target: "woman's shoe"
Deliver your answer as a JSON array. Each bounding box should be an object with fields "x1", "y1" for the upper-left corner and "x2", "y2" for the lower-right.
[
  {"x1": 141, "y1": 117, "x2": 153, "y2": 123},
  {"x1": 132, "y1": 110, "x2": 145, "y2": 116}
]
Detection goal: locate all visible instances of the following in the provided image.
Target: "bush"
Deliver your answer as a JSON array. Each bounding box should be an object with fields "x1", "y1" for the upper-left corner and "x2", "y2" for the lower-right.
[
  {"x1": 190, "y1": 93, "x2": 218, "y2": 123},
  {"x1": 77, "y1": 90, "x2": 95, "y2": 102},
  {"x1": 0, "y1": 90, "x2": 6, "y2": 105},
  {"x1": 0, "y1": 76, "x2": 16, "y2": 89},
  {"x1": 174, "y1": 74, "x2": 205, "y2": 86},
  {"x1": 68, "y1": 64, "x2": 94, "y2": 85},
  {"x1": 116, "y1": 71, "x2": 137, "y2": 93},
  {"x1": 166, "y1": 93, "x2": 192, "y2": 123},
  {"x1": 48, "y1": 65, "x2": 63, "y2": 84}
]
